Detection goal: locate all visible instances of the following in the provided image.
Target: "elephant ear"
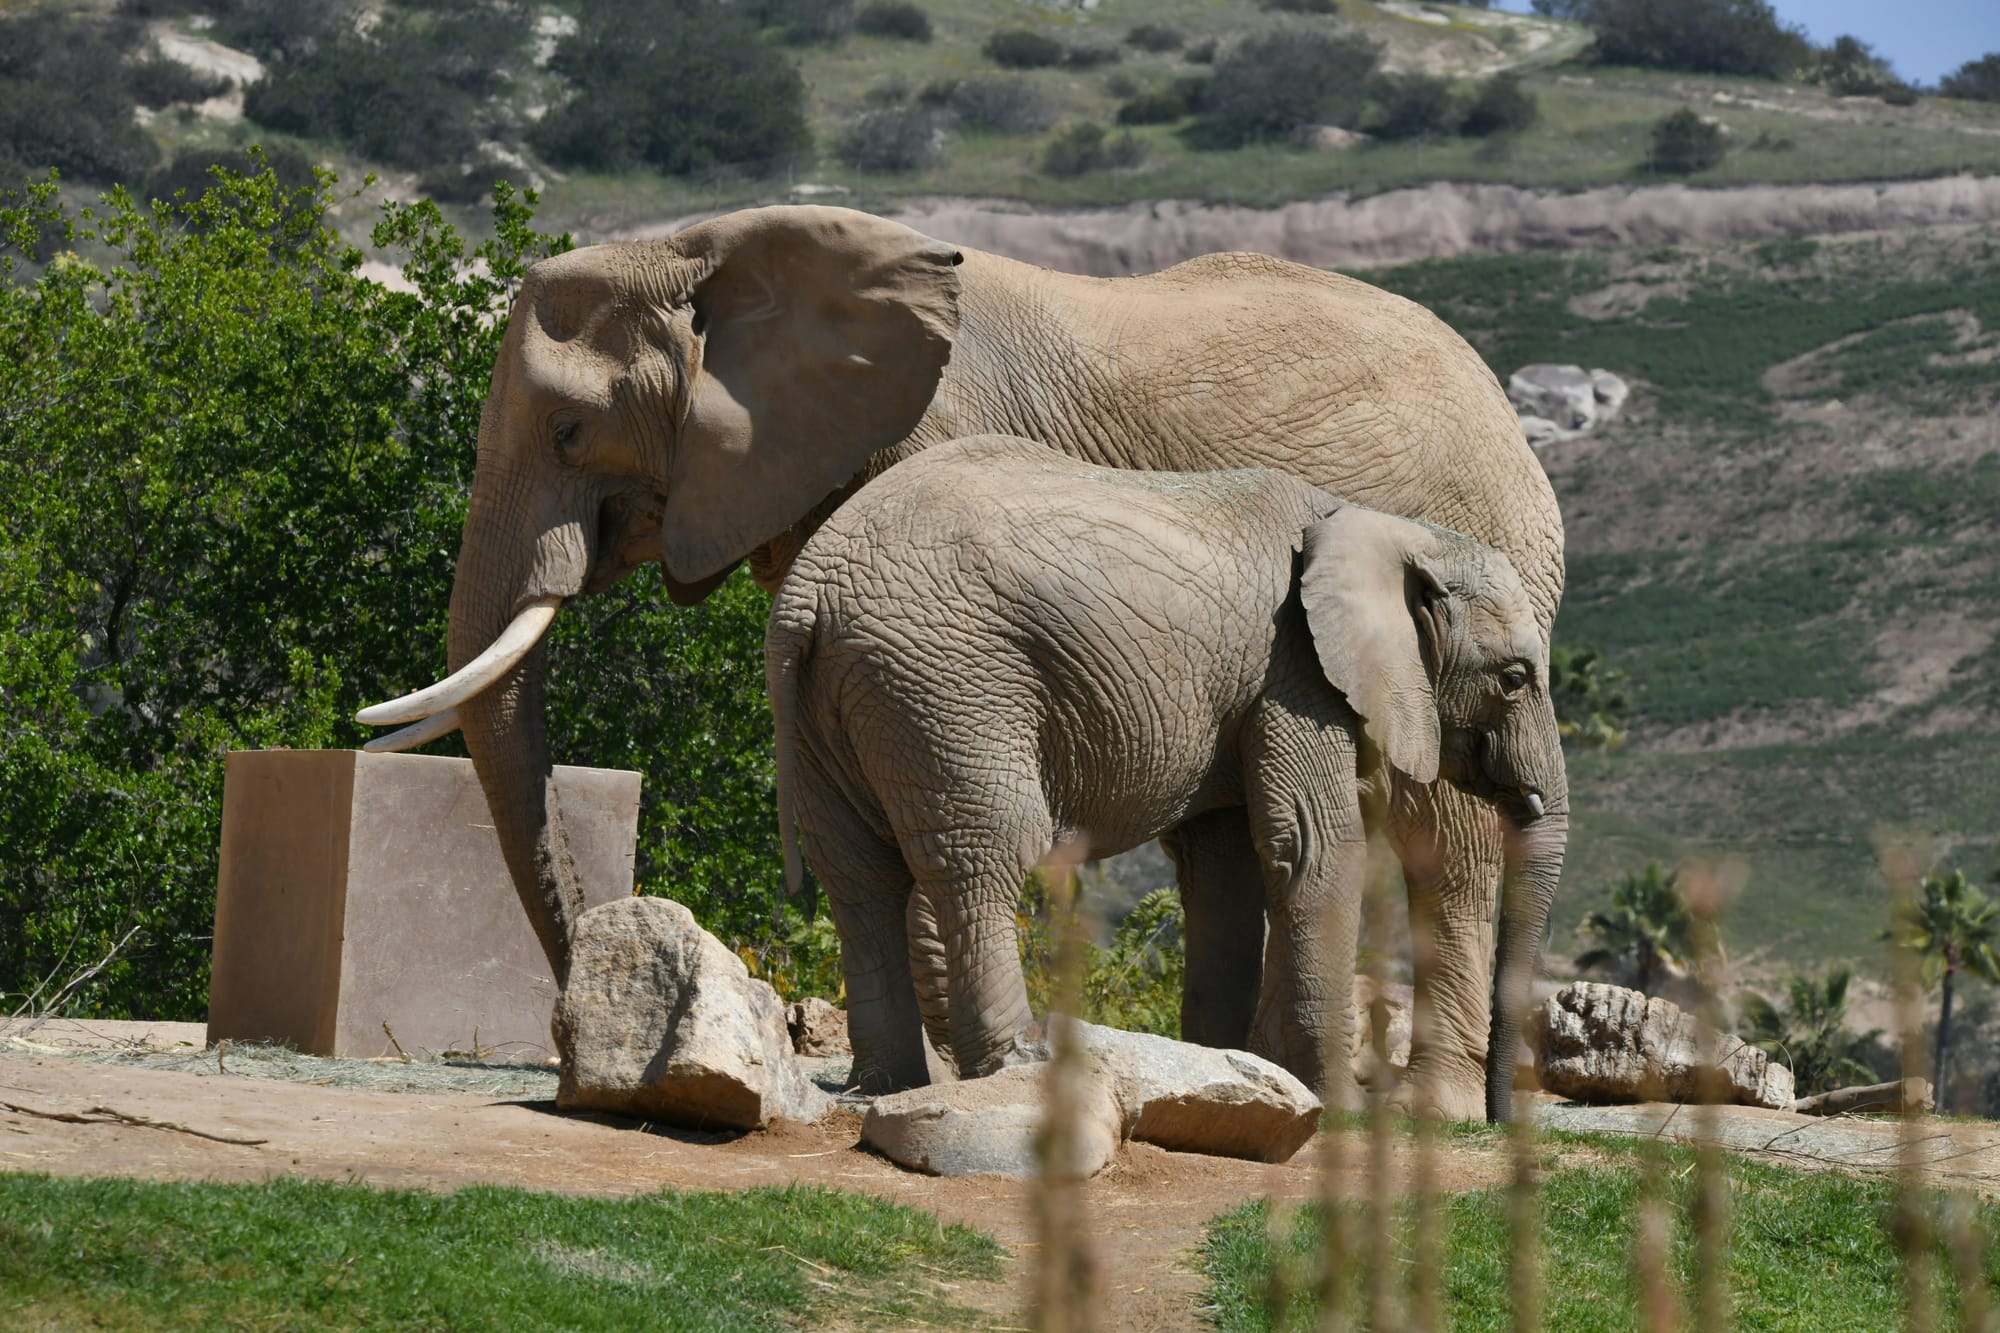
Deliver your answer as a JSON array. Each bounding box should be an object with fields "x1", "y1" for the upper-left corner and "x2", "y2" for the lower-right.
[
  {"x1": 1298, "y1": 506, "x2": 1449, "y2": 786},
  {"x1": 661, "y1": 206, "x2": 964, "y2": 583}
]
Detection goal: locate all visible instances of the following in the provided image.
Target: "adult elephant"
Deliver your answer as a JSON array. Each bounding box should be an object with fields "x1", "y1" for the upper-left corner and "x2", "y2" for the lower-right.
[{"x1": 357, "y1": 206, "x2": 1568, "y2": 1122}]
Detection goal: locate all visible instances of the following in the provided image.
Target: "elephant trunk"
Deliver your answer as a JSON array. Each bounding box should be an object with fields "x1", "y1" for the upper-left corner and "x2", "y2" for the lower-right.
[{"x1": 1487, "y1": 775, "x2": 1568, "y2": 1124}]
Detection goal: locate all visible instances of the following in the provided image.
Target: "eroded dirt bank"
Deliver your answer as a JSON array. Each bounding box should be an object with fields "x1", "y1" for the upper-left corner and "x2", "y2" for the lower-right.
[{"x1": 861, "y1": 176, "x2": 2000, "y2": 276}]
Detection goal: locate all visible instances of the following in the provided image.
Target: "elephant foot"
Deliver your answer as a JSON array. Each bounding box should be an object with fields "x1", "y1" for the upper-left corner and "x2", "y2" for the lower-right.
[{"x1": 1386, "y1": 1071, "x2": 1485, "y2": 1123}]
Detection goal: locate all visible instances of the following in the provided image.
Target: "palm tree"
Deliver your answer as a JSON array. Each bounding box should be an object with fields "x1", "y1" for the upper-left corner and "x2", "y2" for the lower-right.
[
  {"x1": 1883, "y1": 869, "x2": 2000, "y2": 1106},
  {"x1": 1738, "y1": 965, "x2": 1881, "y2": 1096},
  {"x1": 1574, "y1": 863, "x2": 1719, "y2": 995}
]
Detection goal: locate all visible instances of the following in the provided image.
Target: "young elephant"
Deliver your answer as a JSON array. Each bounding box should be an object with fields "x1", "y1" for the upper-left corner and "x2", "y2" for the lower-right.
[{"x1": 766, "y1": 436, "x2": 1564, "y2": 1100}]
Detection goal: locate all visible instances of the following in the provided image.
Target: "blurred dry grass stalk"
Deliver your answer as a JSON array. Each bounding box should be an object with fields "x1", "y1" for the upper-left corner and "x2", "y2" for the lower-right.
[{"x1": 1022, "y1": 830, "x2": 2000, "y2": 1329}]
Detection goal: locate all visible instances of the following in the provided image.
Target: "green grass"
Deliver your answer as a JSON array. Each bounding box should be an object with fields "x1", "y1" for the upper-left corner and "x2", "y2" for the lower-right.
[
  {"x1": 1200, "y1": 1135, "x2": 1999, "y2": 1331},
  {"x1": 0, "y1": 1175, "x2": 1004, "y2": 1330}
]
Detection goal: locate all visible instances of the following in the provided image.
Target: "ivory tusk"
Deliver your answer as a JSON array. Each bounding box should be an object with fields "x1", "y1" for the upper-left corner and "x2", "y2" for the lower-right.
[
  {"x1": 355, "y1": 597, "x2": 562, "y2": 726},
  {"x1": 1524, "y1": 792, "x2": 1545, "y2": 819},
  {"x1": 362, "y1": 707, "x2": 462, "y2": 753}
]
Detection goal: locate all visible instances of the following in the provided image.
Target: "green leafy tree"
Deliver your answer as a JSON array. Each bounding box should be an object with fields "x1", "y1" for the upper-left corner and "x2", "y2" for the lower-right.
[
  {"x1": 1191, "y1": 24, "x2": 1382, "y2": 147},
  {"x1": 1648, "y1": 107, "x2": 1727, "y2": 175},
  {"x1": 1578, "y1": 0, "x2": 1809, "y2": 78},
  {"x1": 1803, "y1": 35, "x2": 1913, "y2": 102},
  {"x1": 1550, "y1": 644, "x2": 1628, "y2": 749},
  {"x1": 1738, "y1": 966, "x2": 1881, "y2": 1096},
  {"x1": 1574, "y1": 864, "x2": 1718, "y2": 995},
  {"x1": 1940, "y1": 53, "x2": 2000, "y2": 102},
  {"x1": 1881, "y1": 870, "x2": 2000, "y2": 1107}
]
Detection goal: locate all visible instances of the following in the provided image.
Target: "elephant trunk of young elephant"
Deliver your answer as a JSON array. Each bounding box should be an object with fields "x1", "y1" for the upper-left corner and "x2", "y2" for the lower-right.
[{"x1": 1486, "y1": 774, "x2": 1569, "y2": 1124}]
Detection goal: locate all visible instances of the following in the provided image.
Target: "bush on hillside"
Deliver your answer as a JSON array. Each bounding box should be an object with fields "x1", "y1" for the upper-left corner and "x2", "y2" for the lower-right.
[
  {"x1": 128, "y1": 58, "x2": 230, "y2": 110},
  {"x1": 1579, "y1": 0, "x2": 1809, "y2": 79},
  {"x1": 1941, "y1": 53, "x2": 2000, "y2": 102},
  {"x1": 1184, "y1": 37, "x2": 1217, "y2": 65},
  {"x1": 145, "y1": 144, "x2": 319, "y2": 205},
  {"x1": 1370, "y1": 71, "x2": 1460, "y2": 140},
  {"x1": 1062, "y1": 43, "x2": 1122, "y2": 69},
  {"x1": 1125, "y1": 23, "x2": 1184, "y2": 53},
  {"x1": 1192, "y1": 25, "x2": 1381, "y2": 147},
  {"x1": 1461, "y1": 71, "x2": 1539, "y2": 135},
  {"x1": 1804, "y1": 34, "x2": 1913, "y2": 102},
  {"x1": 533, "y1": 0, "x2": 810, "y2": 176},
  {"x1": 1648, "y1": 107, "x2": 1725, "y2": 174},
  {"x1": 1261, "y1": 0, "x2": 1338, "y2": 12},
  {"x1": 1041, "y1": 122, "x2": 1144, "y2": 177},
  {"x1": 0, "y1": 12, "x2": 159, "y2": 186},
  {"x1": 1118, "y1": 77, "x2": 1207, "y2": 126},
  {"x1": 749, "y1": 0, "x2": 853, "y2": 45},
  {"x1": 839, "y1": 106, "x2": 939, "y2": 171},
  {"x1": 207, "y1": 0, "x2": 357, "y2": 65},
  {"x1": 855, "y1": 1, "x2": 931, "y2": 41},
  {"x1": 941, "y1": 77, "x2": 1052, "y2": 132},
  {"x1": 983, "y1": 28, "x2": 1065, "y2": 69}
]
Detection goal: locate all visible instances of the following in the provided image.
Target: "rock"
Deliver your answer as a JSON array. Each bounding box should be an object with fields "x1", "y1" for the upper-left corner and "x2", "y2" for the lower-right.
[
  {"x1": 1507, "y1": 364, "x2": 1630, "y2": 446},
  {"x1": 1291, "y1": 124, "x2": 1371, "y2": 152},
  {"x1": 861, "y1": 1063, "x2": 1123, "y2": 1178},
  {"x1": 1529, "y1": 982, "x2": 1794, "y2": 1110},
  {"x1": 1518, "y1": 414, "x2": 1563, "y2": 450},
  {"x1": 1590, "y1": 368, "x2": 1630, "y2": 417},
  {"x1": 554, "y1": 898, "x2": 833, "y2": 1130},
  {"x1": 786, "y1": 997, "x2": 850, "y2": 1057},
  {"x1": 1005, "y1": 1017, "x2": 1320, "y2": 1163},
  {"x1": 1791, "y1": 1078, "x2": 1933, "y2": 1117}
]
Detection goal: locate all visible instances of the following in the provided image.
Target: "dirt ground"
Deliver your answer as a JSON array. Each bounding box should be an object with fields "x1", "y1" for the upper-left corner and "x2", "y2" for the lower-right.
[{"x1": 7, "y1": 1021, "x2": 1997, "y2": 1329}]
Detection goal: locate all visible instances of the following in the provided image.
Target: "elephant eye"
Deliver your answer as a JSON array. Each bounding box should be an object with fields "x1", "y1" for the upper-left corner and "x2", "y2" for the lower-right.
[
  {"x1": 551, "y1": 418, "x2": 583, "y2": 463},
  {"x1": 1500, "y1": 664, "x2": 1530, "y2": 694}
]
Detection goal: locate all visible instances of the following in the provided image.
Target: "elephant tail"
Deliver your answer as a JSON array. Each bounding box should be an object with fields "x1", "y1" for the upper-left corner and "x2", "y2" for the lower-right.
[{"x1": 765, "y1": 591, "x2": 816, "y2": 906}]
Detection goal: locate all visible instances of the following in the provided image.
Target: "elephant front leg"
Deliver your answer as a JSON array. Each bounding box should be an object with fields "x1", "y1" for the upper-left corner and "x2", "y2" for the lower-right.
[
  {"x1": 1390, "y1": 777, "x2": 1504, "y2": 1122},
  {"x1": 1161, "y1": 810, "x2": 1264, "y2": 1049}
]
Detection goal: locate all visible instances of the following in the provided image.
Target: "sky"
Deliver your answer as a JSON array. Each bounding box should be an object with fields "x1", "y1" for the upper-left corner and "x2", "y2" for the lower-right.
[{"x1": 1489, "y1": 0, "x2": 2000, "y2": 86}]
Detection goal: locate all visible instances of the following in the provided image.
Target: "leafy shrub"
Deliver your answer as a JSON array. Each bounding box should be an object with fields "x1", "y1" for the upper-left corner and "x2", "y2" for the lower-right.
[
  {"x1": 1647, "y1": 107, "x2": 1726, "y2": 174},
  {"x1": 208, "y1": 0, "x2": 357, "y2": 65},
  {"x1": 1461, "y1": 71, "x2": 1538, "y2": 136},
  {"x1": 0, "y1": 11, "x2": 159, "y2": 185},
  {"x1": 855, "y1": 0, "x2": 931, "y2": 41},
  {"x1": 1117, "y1": 78, "x2": 1206, "y2": 126},
  {"x1": 839, "y1": 106, "x2": 940, "y2": 171},
  {"x1": 1192, "y1": 25, "x2": 1381, "y2": 147},
  {"x1": 1125, "y1": 23, "x2": 1184, "y2": 53},
  {"x1": 1184, "y1": 37, "x2": 1217, "y2": 64},
  {"x1": 532, "y1": 0, "x2": 810, "y2": 177},
  {"x1": 1804, "y1": 34, "x2": 1913, "y2": 101},
  {"x1": 749, "y1": 0, "x2": 853, "y2": 45},
  {"x1": 145, "y1": 144, "x2": 318, "y2": 205},
  {"x1": 1262, "y1": 0, "x2": 1338, "y2": 11},
  {"x1": 864, "y1": 75, "x2": 913, "y2": 106},
  {"x1": 1040, "y1": 122, "x2": 1143, "y2": 176},
  {"x1": 1019, "y1": 882, "x2": 1185, "y2": 1037},
  {"x1": 982, "y1": 28, "x2": 1065, "y2": 69},
  {"x1": 1370, "y1": 72, "x2": 1460, "y2": 140},
  {"x1": 1941, "y1": 53, "x2": 2000, "y2": 102},
  {"x1": 1580, "y1": 0, "x2": 1809, "y2": 79},
  {"x1": 1550, "y1": 645, "x2": 1627, "y2": 749},
  {"x1": 1062, "y1": 43, "x2": 1122, "y2": 69},
  {"x1": 944, "y1": 77, "x2": 1053, "y2": 132},
  {"x1": 127, "y1": 58, "x2": 230, "y2": 110}
]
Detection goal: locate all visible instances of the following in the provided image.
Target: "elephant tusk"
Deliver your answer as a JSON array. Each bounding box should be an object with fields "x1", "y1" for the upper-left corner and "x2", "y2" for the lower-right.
[
  {"x1": 362, "y1": 707, "x2": 462, "y2": 753},
  {"x1": 1524, "y1": 791, "x2": 1545, "y2": 819},
  {"x1": 355, "y1": 597, "x2": 563, "y2": 726}
]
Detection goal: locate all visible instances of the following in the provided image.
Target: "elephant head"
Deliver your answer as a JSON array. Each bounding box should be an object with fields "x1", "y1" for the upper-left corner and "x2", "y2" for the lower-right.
[
  {"x1": 356, "y1": 207, "x2": 964, "y2": 984},
  {"x1": 1298, "y1": 505, "x2": 1569, "y2": 1122}
]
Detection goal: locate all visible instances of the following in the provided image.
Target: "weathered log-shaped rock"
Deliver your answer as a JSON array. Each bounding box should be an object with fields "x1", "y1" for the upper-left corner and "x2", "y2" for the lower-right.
[
  {"x1": 861, "y1": 1062, "x2": 1122, "y2": 1178},
  {"x1": 1791, "y1": 1078, "x2": 1932, "y2": 1117},
  {"x1": 786, "y1": 997, "x2": 850, "y2": 1057},
  {"x1": 1006, "y1": 1017, "x2": 1321, "y2": 1163},
  {"x1": 555, "y1": 898, "x2": 833, "y2": 1129},
  {"x1": 1529, "y1": 982, "x2": 1794, "y2": 1109}
]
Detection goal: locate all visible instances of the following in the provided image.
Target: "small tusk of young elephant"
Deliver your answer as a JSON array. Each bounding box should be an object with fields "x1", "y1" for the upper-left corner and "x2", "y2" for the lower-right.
[
  {"x1": 1524, "y1": 792, "x2": 1545, "y2": 818},
  {"x1": 354, "y1": 597, "x2": 562, "y2": 726},
  {"x1": 361, "y1": 707, "x2": 462, "y2": 753}
]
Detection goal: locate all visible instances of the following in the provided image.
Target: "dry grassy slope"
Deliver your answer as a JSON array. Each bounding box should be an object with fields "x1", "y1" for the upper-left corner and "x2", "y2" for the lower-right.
[{"x1": 1349, "y1": 225, "x2": 2000, "y2": 975}]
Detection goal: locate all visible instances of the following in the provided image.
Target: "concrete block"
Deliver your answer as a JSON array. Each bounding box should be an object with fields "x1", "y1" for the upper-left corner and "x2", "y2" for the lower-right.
[{"x1": 207, "y1": 750, "x2": 639, "y2": 1061}]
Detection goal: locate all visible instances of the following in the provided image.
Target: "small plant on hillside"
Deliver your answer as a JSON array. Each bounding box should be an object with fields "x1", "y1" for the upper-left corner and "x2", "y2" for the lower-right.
[
  {"x1": 855, "y1": 0, "x2": 930, "y2": 41},
  {"x1": 1370, "y1": 72, "x2": 1460, "y2": 140},
  {"x1": 1550, "y1": 644, "x2": 1628, "y2": 750},
  {"x1": 750, "y1": 0, "x2": 854, "y2": 45},
  {"x1": 1192, "y1": 25, "x2": 1382, "y2": 147},
  {"x1": 1063, "y1": 43, "x2": 1122, "y2": 69},
  {"x1": 1041, "y1": 122, "x2": 1144, "y2": 177},
  {"x1": 1881, "y1": 869, "x2": 2000, "y2": 1109},
  {"x1": 1125, "y1": 23, "x2": 1184, "y2": 53},
  {"x1": 1575, "y1": 864, "x2": 1719, "y2": 995},
  {"x1": 1646, "y1": 108, "x2": 1726, "y2": 175},
  {"x1": 1738, "y1": 965, "x2": 1881, "y2": 1096},
  {"x1": 1184, "y1": 37, "x2": 1217, "y2": 65},
  {"x1": 838, "y1": 106, "x2": 940, "y2": 172},
  {"x1": 127, "y1": 58, "x2": 229, "y2": 110},
  {"x1": 1117, "y1": 78, "x2": 1206, "y2": 126},
  {"x1": 1941, "y1": 53, "x2": 2000, "y2": 102},
  {"x1": 1461, "y1": 71, "x2": 1538, "y2": 136},
  {"x1": 0, "y1": 10, "x2": 162, "y2": 185},
  {"x1": 942, "y1": 77, "x2": 1052, "y2": 132},
  {"x1": 983, "y1": 28, "x2": 1065, "y2": 70},
  {"x1": 1804, "y1": 35, "x2": 1913, "y2": 102}
]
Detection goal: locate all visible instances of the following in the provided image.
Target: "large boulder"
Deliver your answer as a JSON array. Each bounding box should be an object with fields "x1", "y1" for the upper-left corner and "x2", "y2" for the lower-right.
[
  {"x1": 1507, "y1": 364, "x2": 1629, "y2": 447},
  {"x1": 1529, "y1": 982, "x2": 1794, "y2": 1110},
  {"x1": 554, "y1": 898, "x2": 833, "y2": 1129},
  {"x1": 861, "y1": 1062, "x2": 1123, "y2": 1179},
  {"x1": 1006, "y1": 1017, "x2": 1321, "y2": 1163}
]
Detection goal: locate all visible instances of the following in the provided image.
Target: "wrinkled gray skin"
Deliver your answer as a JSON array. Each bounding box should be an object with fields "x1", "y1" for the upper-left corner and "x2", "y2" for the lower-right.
[
  {"x1": 417, "y1": 205, "x2": 1567, "y2": 1121},
  {"x1": 767, "y1": 437, "x2": 1566, "y2": 1101}
]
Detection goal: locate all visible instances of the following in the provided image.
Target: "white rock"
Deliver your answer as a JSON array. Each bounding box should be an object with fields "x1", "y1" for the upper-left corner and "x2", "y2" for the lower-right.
[
  {"x1": 1291, "y1": 125, "x2": 1371, "y2": 152},
  {"x1": 786, "y1": 996, "x2": 850, "y2": 1057},
  {"x1": 861, "y1": 1062, "x2": 1122, "y2": 1178},
  {"x1": 555, "y1": 898, "x2": 833, "y2": 1129},
  {"x1": 1590, "y1": 368, "x2": 1630, "y2": 417},
  {"x1": 1528, "y1": 982, "x2": 1794, "y2": 1110},
  {"x1": 1508, "y1": 364, "x2": 1598, "y2": 431},
  {"x1": 1005, "y1": 1017, "x2": 1320, "y2": 1163}
]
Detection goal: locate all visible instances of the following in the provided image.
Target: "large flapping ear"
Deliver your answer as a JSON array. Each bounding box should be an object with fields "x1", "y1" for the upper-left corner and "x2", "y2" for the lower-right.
[
  {"x1": 659, "y1": 206, "x2": 963, "y2": 583},
  {"x1": 1298, "y1": 506, "x2": 1448, "y2": 786}
]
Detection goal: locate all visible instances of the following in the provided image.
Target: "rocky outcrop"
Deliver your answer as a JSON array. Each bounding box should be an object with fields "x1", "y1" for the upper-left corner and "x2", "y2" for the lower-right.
[
  {"x1": 861, "y1": 1062, "x2": 1124, "y2": 1179},
  {"x1": 1529, "y1": 982, "x2": 1794, "y2": 1110},
  {"x1": 554, "y1": 898, "x2": 833, "y2": 1130},
  {"x1": 1508, "y1": 364, "x2": 1629, "y2": 448},
  {"x1": 786, "y1": 997, "x2": 850, "y2": 1057},
  {"x1": 1006, "y1": 1017, "x2": 1321, "y2": 1163}
]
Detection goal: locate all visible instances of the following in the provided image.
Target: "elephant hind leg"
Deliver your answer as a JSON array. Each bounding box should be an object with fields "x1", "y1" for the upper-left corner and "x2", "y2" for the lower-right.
[
  {"x1": 905, "y1": 884, "x2": 955, "y2": 1075},
  {"x1": 1162, "y1": 810, "x2": 1264, "y2": 1050}
]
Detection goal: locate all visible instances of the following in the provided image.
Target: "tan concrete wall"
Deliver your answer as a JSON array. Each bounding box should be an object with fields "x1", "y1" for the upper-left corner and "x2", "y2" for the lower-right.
[{"x1": 208, "y1": 751, "x2": 639, "y2": 1061}]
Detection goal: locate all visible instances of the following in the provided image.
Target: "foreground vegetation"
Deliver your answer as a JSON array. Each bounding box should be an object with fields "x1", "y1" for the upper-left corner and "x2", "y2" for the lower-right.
[
  {"x1": 1201, "y1": 1134, "x2": 2000, "y2": 1330},
  {"x1": 0, "y1": 1175, "x2": 1003, "y2": 1329}
]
